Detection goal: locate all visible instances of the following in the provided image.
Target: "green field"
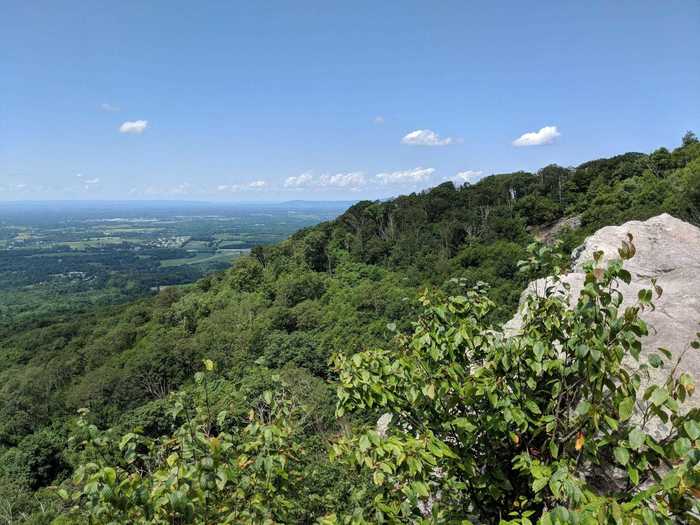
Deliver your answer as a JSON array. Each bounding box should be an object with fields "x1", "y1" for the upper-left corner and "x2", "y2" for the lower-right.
[
  {"x1": 0, "y1": 201, "x2": 350, "y2": 327},
  {"x1": 160, "y1": 249, "x2": 248, "y2": 267}
]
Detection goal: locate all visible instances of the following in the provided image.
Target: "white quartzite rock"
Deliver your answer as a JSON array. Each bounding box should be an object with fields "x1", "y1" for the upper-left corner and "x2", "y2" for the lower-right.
[{"x1": 505, "y1": 213, "x2": 700, "y2": 406}]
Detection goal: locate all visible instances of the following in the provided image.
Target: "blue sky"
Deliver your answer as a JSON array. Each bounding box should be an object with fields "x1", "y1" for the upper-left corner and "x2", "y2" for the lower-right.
[{"x1": 2, "y1": 1, "x2": 699, "y2": 201}]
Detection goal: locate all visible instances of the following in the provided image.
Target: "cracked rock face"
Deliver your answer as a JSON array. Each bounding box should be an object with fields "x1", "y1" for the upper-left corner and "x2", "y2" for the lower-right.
[{"x1": 505, "y1": 213, "x2": 700, "y2": 407}]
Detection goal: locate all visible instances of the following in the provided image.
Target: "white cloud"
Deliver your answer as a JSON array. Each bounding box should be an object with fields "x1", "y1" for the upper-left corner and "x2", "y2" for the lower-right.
[
  {"x1": 284, "y1": 173, "x2": 313, "y2": 188},
  {"x1": 119, "y1": 120, "x2": 148, "y2": 134},
  {"x1": 101, "y1": 103, "x2": 120, "y2": 112},
  {"x1": 373, "y1": 115, "x2": 385, "y2": 124},
  {"x1": 171, "y1": 183, "x2": 191, "y2": 195},
  {"x1": 401, "y1": 129, "x2": 454, "y2": 146},
  {"x1": 512, "y1": 126, "x2": 560, "y2": 147},
  {"x1": 283, "y1": 172, "x2": 366, "y2": 191},
  {"x1": 144, "y1": 183, "x2": 192, "y2": 195},
  {"x1": 217, "y1": 180, "x2": 269, "y2": 192},
  {"x1": 76, "y1": 173, "x2": 83, "y2": 178},
  {"x1": 375, "y1": 167, "x2": 435, "y2": 185},
  {"x1": 447, "y1": 170, "x2": 483, "y2": 185},
  {"x1": 319, "y1": 172, "x2": 366, "y2": 189},
  {"x1": 84, "y1": 177, "x2": 100, "y2": 184}
]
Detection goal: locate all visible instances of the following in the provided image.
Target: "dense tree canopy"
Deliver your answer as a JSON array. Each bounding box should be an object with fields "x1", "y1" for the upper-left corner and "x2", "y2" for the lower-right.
[{"x1": 1, "y1": 135, "x2": 699, "y2": 523}]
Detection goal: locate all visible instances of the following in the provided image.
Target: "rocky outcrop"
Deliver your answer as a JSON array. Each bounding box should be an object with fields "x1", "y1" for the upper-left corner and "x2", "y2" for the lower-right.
[
  {"x1": 506, "y1": 213, "x2": 700, "y2": 406},
  {"x1": 529, "y1": 214, "x2": 582, "y2": 244}
]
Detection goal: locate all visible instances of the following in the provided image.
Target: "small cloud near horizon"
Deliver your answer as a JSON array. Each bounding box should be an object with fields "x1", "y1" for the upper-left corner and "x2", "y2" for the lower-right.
[
  {"x1": 447, "y1": 170, "x2": 484, "y2": 185},
  {"x1": 401, "y1": 129, "x2": 454, "y2": 146},
  {"x1": 285, "y1": 169, "x2": 433, "y2": 189},
  {"x1": 373, "y1": 116, "x2": 385, "y2": 124},
  {"x1": 284, "y1": 173, "x2": 313, "y2": 188},
  {"x1": 512, "y1": 126, "x2": 560, "y2": 147},
  {"x1": 319, "y1": 172, "x2": 366, "y2": 190},
  {"x1": 119, "y1": 120, "x2": 148, "y2": 134},
  {"x1": 139, "y1": 182, "x2": 194, "y2": 196},
  {"x1": 217, "y1": 180, "x2": 269, "y2": 192},
  {"x1": 100, "y1": 103, "x2": 120, "y2": 112},
  {"x1": 283, "y1": 172, "x2": 366, "y2": 191},
  {"x1": 375, "y1": 167, "x2": 435, "y2": 184}
]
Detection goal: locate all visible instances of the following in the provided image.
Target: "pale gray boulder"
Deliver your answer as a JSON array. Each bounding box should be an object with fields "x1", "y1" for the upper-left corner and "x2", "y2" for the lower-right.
[{"x1": 505, "y1": 213, "x2": 700, "y2": 407}]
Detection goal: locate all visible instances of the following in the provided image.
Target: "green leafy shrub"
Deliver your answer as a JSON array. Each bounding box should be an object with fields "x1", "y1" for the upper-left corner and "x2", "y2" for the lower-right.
[
  {"x1": 51, "y1": 239, "x2": 700, "y2": 524},
  {"x1": 60, "y1": 362, "x2": 312, "y2": 524},
  {"x1": 331, "y1": 240, "x2": 700, "y2": 524}
]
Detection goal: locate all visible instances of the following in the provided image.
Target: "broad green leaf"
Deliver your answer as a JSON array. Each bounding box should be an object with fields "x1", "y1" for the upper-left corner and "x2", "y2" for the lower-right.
[
  {"x1": 618, "y1": 397, "x2": 635, "y2": 421},
  {"x1": 650, "y1": 388, "x2": 668, "y2": 406},
  {"x1": 532, "y1": 477, "x2": 548, "y2": 493},
  {"x1": 628, "y1": 427, "x2": 645, "y2": 450},
  {"x1": 683, "y1": 420, "x2": 700, "y2": 440},
  {"x1": 673, "y1": 437, "x2": 691, "y2": 456},
  {"x1": 648, "y1": 354, "x2": 662, "y2": 368},
  {"x1": 359, "y1": 434, "x2": 371, "y2": 452},
  {"x1": 452, "y1": 417, "x2": 476, "y2": 432},
  {"x1": 102, "y1": 467, "x2": 116, "y2": 486},
  {"x1": 373, "y1": 471, "x2": 385, "y2": 486},
  {"x1": 549, "y1": 441, "x2": 559, "y2": 459},
  {"x1": 614, "y1": 446, "x2": 630, "y2": 466},
  {"x1": 604, "y1": 415, "x2": 619, "y2": 431},
  {"x1": 575, "y1": 400, "x2": 591, "y2": 416}
]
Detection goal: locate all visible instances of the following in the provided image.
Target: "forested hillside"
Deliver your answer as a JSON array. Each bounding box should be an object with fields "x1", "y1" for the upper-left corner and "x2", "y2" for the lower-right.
[{"x1": 1, "y1": 134, "x2": 699, "y2": 523}]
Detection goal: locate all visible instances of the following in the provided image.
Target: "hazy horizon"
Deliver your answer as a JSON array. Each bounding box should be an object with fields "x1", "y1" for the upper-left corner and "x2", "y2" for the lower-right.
[{"x1": 0, "y1": 198, "x2": 358, "y2": 204}]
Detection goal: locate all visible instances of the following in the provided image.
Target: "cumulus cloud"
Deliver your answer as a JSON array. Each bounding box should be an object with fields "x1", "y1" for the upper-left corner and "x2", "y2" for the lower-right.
[
  {"x1": 84, "y1": 177, "x2": 100, "y2": 184},
  {"x1": 284, "y1": 171, "x2": 367, "y2": 191},
  {"x1": 447, "y1": 170, "x2": 483, "y2": 186},
  {"x1": 171, "y1": 183, "x2": 192, "y2": 195},
  {"x1": 319, "y1": 172, "x2": 366, "y2": 189},
  {"x1": 375, "y1": 167, "x2": 435, "y2": 185},
  {"x1": 401, "y1": 129, "x2": 454, "y2": 146},
  {"x1": 217, "y1": 180, "x2": 269, "y2": 192},
  {"x1": 373, "y1": 115, "x2": 385, "y2": 124},
  {"x1": 282, "y1": 167, "x2": 439, "y2": 191},
  {"x1": 119, "y1": 120, "x2": 148, "y2": 134},
  {"x1": 283, "y1": 172, "x2": 366, "y2": 191},
  {"x1": 284, "y1": 173, "x2": 314, "y2": 188},
  {"x1": 101, "y1": 103, "x2": 120, "y2": 112},
  {"x1": 512, "y1": 126, "x2": 560, "y2": 147}
]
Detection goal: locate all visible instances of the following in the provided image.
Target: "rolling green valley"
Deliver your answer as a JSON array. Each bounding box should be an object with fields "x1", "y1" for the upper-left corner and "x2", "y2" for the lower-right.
[
  {"x1": 0, "y1": 201, "x2": 350, "y2": 328},
  {"x1": 1, "y1": 136, "x2": 699, "y2": 523}
]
